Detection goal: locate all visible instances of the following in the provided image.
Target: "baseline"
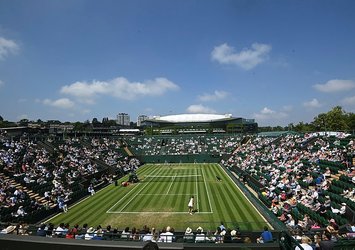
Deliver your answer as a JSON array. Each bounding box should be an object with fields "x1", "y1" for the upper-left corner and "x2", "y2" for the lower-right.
[{"x1": 107, "y1": 211, "x2": 214, "y2": 214}]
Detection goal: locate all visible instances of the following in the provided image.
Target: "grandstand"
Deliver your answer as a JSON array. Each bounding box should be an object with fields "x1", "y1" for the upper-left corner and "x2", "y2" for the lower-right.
[
  {"x1": 0, "y1": 130, "x2": 354, "y2": 249},
  {"x1": 142, "y1": 113, "x2": 258, "y2": 134}
]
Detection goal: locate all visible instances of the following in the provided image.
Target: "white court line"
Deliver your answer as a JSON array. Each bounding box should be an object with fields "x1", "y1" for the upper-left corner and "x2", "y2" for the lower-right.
[
  {"x1": 202, "y1": 166, "x2": 213, "y2": 213},
  {"x1": 166, "y1": 173, "x2": 176, "y2": 194},
  {"x1": 116, "y1": 166, "x2": 164, "y2": 213},
  {"x1": 137, "y1": 193, "x2": 194, "y2": 196},
  {"x1": 195, "y1": 168, "x2": 199, "y2": 212},
  {"x1": 106, "y1": 166, "x2": 161, "y2": 213},
  {"x1": 107, "y1": 211, "x2": 214, "y2": 214},
  {"x1": 46, "y1": 181, "x2": 111, "y2": 223},
  {"x1": 145, "y1": 175, "x2": 201, "y2": 178},
  {"x1": 108, "y1": 164, "x2": 214, "y2": 214},
  {"x1": 106, "y1": 183, "x2": 141, "y2": 213},
  {"x1": 220, "y1": 164, "x2": 272, "y2": 229}
]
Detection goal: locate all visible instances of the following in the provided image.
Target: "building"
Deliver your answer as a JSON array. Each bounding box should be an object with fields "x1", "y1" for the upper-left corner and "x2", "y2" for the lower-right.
[
  {"x1": 117, "y1": 113, "x2": 130, "y2": 126},
  {"x1": 142, "y1": 113, "x2": 258, "y2": 134},
  {"x1": 137, "y1": 115, "x2": 149, "y2": 127}
]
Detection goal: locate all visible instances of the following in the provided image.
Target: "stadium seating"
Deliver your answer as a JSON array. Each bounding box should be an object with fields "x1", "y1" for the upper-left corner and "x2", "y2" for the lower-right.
[{"x1": 0, "y1": 131, "x2": 354, "y2": 249}]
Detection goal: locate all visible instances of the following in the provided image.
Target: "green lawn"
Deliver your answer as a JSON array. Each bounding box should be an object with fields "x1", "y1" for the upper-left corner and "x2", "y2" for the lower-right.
[{"x1": 48, "y1": 163, "x2": 269, "y2": 231}]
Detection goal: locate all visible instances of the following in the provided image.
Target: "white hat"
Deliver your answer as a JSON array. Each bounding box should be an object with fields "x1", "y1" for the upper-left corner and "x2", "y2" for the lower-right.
[
  {"x1": 196, "y1": 226, "x2": 203, "y2": 232},
  {"x1": 4, "y1": 225, "x2": 16, "y2": 234},
  {"x1": 341, "y1": 203, "x2": 346, "y2": 206},
  {"x1": 185, "y1": 227, "x2": 192, "y2": 234},
  {"x1": 86, "y1": 227, "x2": 95, "y2": 234},
  {"x1": 220, "y1": 230, "x2": 226, "y2": 236},
  {"x1": 231, "y1": 230, "x2": 237, "y2": 236}
]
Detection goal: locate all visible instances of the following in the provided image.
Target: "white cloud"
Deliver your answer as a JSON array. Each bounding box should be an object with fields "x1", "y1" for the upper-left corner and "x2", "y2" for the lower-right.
[
  {"x1": 211, "y1": 42, "x2": 271, "y2": 70},
  {"x1": 303, "y1": 98, "x2": 322, "y2": 108},
  {"x1": 43, "y1": 98, "x2": 75, "y2": 109},
  {"x1": 186, "y1": 104, "x2": 216, "y2": 114},
  {"x1": 60, "y1": 77, "x2": 179, "y2": 102},
  {"x1": 341, "y1": 95, "x2": 355, "y2": 106},
  {"x1": 313, "y1": 79, "x2": 355, "y2": 93},
  {"x1": 198, "y1": 90, "x2": 228, "y2": 102},
  {"x1": 0, "y1": 37, "x2": 19, "y2": 60},
  {"x1": 253, "y1": 107, "x2": 288, "y2": 121}
]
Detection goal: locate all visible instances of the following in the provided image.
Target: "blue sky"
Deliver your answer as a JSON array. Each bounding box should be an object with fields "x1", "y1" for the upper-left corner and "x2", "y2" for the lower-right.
[{"x1": 0, "y1": 0, "x2": 354, "y2": 126}]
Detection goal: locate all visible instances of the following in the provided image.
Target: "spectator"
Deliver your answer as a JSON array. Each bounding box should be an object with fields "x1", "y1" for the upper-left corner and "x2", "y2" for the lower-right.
[
  {"x1": 54, "y1": 223, "x2": 66, "y2": 237},
  {"x1": 159, "y1": 226, "x2": 174, "y2": 243},
  {"x1": 183, "y1": 227, "x2": 194, "y2": 242},
  {"x1": 84, "y1": 227, "x2": 95, "y2": 240},
  {"x1": 257, "y1": 226, "x2": 273, "y2": 243},
  {"x1": 195, "y1": 226, "x2": 205, "y2": 243},
  {"x1": 143, "y1": 227, "x2": 155, "y2": 242},
  {"x1": 319, "y1": 231, "x2": 335, "y2": 250},
  {"x1": 88, "y1": 184, "x2": 95, "y2": 196},
  {"x1": 36, "y1": 224, "x2": 46, "y2": 237},
  {"x1": 121, "y1": 226, "x2": 130, "y2": 240},
  {"x1": 295, "y1": 236, "x2": 313, "y2": 250}
]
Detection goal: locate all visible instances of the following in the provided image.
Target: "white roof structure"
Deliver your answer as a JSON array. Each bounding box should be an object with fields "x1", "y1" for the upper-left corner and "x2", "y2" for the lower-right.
[{"x1": 151, "y1": 114, "x2": 233, "y2": 123}]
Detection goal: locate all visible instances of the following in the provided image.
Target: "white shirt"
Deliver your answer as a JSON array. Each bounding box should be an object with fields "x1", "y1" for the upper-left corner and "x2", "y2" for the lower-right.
[
  {"x1": 188, "y1": 198, "x2": 193, "y2": 207},
  {"x1": 295, "y1": 243, "x2": 313, "y2": 250},
  {"x1": 160, "y1": 232, "x2": 174, "y2": 243}
]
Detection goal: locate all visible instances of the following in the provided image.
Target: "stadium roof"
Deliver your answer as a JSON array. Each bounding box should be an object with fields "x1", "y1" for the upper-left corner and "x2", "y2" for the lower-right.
[{"x1": 150, "y1": 114, "x2": 233, "y2": 123}]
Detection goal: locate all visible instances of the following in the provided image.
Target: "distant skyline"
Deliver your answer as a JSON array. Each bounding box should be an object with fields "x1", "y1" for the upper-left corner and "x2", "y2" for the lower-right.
[{"x1": 0, "y1": 0, "x2": 354, "y2": 126}]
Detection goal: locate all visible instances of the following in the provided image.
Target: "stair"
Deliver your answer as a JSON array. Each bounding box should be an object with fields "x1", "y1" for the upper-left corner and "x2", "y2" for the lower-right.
[
  {"x1": 0, "y1": 173, "x2": 57, "y2": 209},
  {"x1": 124, "y1": 147, "x2": 134, "y2": 156}
]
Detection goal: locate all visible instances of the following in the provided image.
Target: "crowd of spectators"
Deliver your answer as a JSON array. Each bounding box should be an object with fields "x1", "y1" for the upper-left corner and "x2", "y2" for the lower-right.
[
  {"x1": 89, "y1": 137, "x2": 141, "y2": 174},
  {"x1": 0, "y1": 134, "x2": 141, "y2": 222},
  {"x1": 0, "y1": 220, "x2": 351, "y2": 249},
  {"x1": 221, "y1": 133, "x2": 355, "y2": 247},
  {"x1": 126, "y1": 135, "x2": 241, "y2": 156},
  {"x1": 0, "y1": 131, "x2": 354, "y2": 249},
  {"x1": 0, "y1": 221, "x2": 253, "y2": 244}
]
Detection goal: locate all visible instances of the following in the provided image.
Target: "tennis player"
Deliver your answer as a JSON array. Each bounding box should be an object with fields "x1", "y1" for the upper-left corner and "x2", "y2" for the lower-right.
[{"x1": 188, "y1": 196, "x2": 194, "y2": 215}]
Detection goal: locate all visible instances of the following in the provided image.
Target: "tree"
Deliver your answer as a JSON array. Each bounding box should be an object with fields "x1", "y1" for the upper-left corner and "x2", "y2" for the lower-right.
[
  {"x1": 92, "y1": 117, "x2": 101, "y2": 127},
  {"x1": 312, "y1": 113, "x2": 328, "y2": 131},
  {"x1": 92, "y1": 117, "x2": 98, "y2": 124},
  {"x1": 313, "y1": 106, "x2": 349, "y2": 131},
  {"x1": 18, "y1": 119, "x2": 29, "y2": 126},
  {"x1": 293, "y1": 122, "x2": 313, "y2": 132}
]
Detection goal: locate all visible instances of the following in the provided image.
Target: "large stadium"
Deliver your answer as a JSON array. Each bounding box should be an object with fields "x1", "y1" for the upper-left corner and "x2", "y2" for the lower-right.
[
  {"x1": 0, "y1": 125, "x2": 354, "y2": 249},
  {"x1": 1, "y1": 1, "x2": 355, "y2": 249},
  {"x1": 142, "y1": 113, "x2": 258, "y2": 134}
]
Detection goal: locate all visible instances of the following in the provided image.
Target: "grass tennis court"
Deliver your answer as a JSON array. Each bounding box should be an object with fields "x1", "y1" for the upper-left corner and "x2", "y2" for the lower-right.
[{"x1": 48, "y1": 163, "x2": 269, "y2": 231}]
